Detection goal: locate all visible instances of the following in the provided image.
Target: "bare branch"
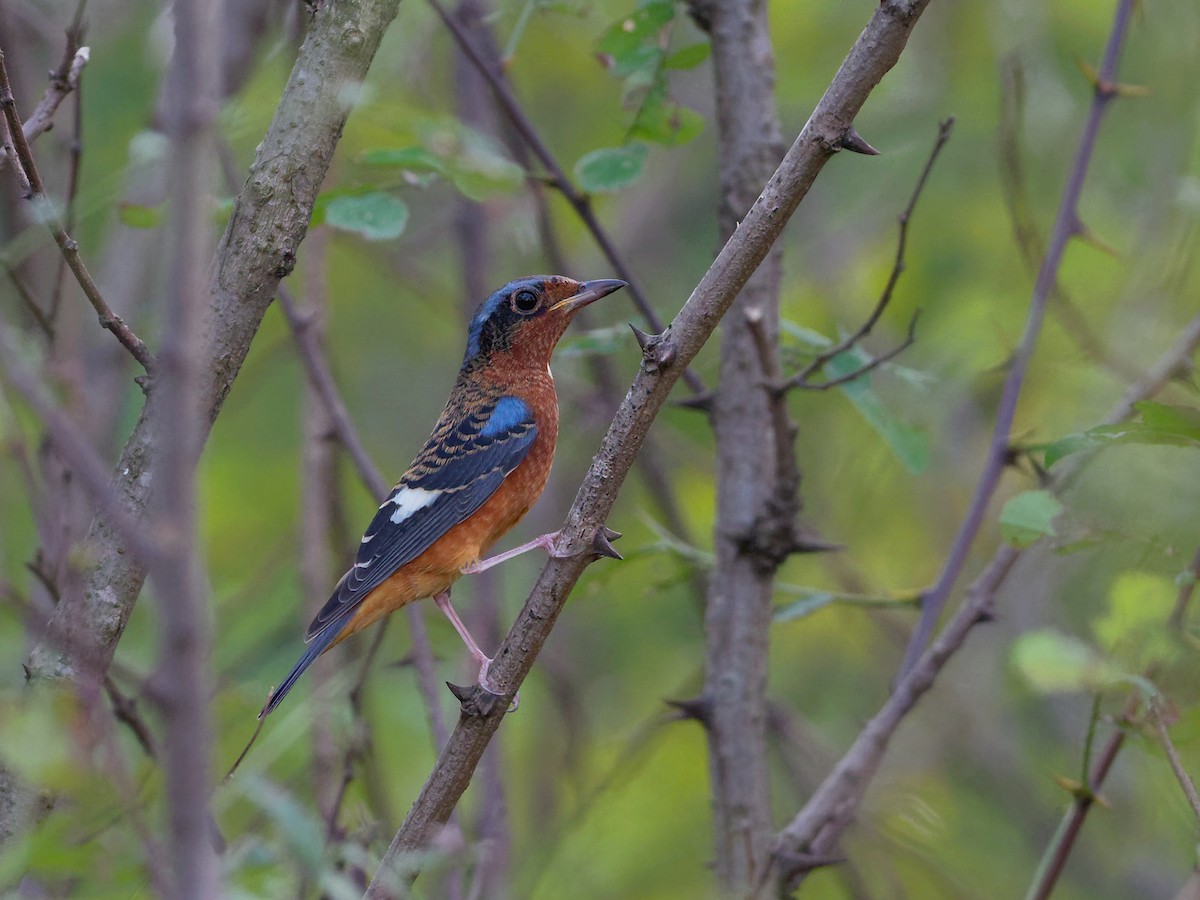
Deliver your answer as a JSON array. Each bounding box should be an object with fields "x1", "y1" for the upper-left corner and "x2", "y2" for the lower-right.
[
  {"x1": 0, "y1": 13, "x2": 88, "y2": 172},
  {"x1": 363, "y1": 1, "x2": 938, "y2": 893},
  {"x1": 1150, "y1": 700, "x2": 1200, "y2": 827},
  {"x1": 896, "y1": 0, "x2": 1137, "y2": 679},
  {"x1": 0, "y1": 45, "x2": 154, "y2": 372}
]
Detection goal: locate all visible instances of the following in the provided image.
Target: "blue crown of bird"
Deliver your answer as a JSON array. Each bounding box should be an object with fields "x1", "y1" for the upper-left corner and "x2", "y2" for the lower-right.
[{"x1": 261, "y1": 275, "x2": 627, "y2": 719}]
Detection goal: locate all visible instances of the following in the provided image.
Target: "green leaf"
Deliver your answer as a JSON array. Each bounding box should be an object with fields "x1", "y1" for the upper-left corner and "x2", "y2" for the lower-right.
[
  {"x1": 630, "y1": 99, "x2": 705, "y2": 146},
  {"x1": 772, "y1": 588, "x2": 921, "y2": 623},
  {"x1": 324, "y1": 192, "x2": 409, "y2": 241},
  {"x1": 663, "y1": 42, "x2": 711, "y2": 70},
  {"x1": 1000, "y1": 489, "x2": 1063, "y2": 548},
  {"x1": 359, "y1": 146, "x2": 445, "y2": 174},
  {"x1": 826, "y1": 350, "x2": 929, "y2": 474},
  {"x1": 117, "y1": 202, "x2": 164, "y2": 229},
  {"x1": 1011, "y1": 629, "x2": 1128, "y2": 694},
  {"x1": 575, "y1": 144, "x2": 649, "y2": 193},
  {"x1": 1044, "y1": 402, "x2": 1200, "y2": 467},
  {"x1": 597, "y1": 1, "x2": 675, "y2": 67},
  {"x1": 556, "y1": 324, "x2": 632, "y2": 358}
]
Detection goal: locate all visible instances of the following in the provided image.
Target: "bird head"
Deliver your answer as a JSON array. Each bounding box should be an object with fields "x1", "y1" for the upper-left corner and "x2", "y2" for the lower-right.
[{"x1": 462, "y1": 275, "x2": 627, "y2": 371}]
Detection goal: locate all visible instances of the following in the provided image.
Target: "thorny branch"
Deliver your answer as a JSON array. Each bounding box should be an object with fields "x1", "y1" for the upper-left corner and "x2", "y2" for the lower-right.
[
  {"x1": 365, "y1": 0, "x2": 938, "y2": 894},
  {"x1": 0, "y1": 45, "x2": 154, "y2": 373}
]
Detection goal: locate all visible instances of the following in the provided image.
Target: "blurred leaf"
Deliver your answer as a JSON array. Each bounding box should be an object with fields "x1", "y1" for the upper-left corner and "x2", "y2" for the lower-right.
[
  {"x1": 117, "y1": 202, "x2": 163, "y2": 229},
  {"x1": 557, "y1": 323, "x2": 633, "y2": 357},
  {"x1": 630, "y1": 94, "x2": 705, "y2": 146},
  {"x1": 1000, "y1": 490, "x2": 1063, "y2": 548},
  {"x1": 1011, "y1": 630, "x2": 1128, "y2": 694},
  {"x1": 663, "y1": 42, "x2": 711, "y2": 70},
  {"x1": 359, "y1": 146, "x2": 444, "y2": 172},
  {"x1": 575, "y1": 144, "x2": 649, "y2": 193},
  {"x1": 596, "y1": 1, "x2": 675, "y2": 68},
  {"x1": 1094, "y1": 570, "x2": 1180, "y2": 670},
  {"x1": 825, "y1": 350, "x2": 929, "y2": 473},
  {"x1": 324, "y1": 192, "x2": 409, "y2": 241},
  {"x1": 241, "y1": 777, "x2": 325, "y2": 873},
  {"x1": 1045, "y1": 402, "x2": 1200, "y2": 467},
  {"x1": 773, "y1": 588, "x2": 921, "y2": 623}
]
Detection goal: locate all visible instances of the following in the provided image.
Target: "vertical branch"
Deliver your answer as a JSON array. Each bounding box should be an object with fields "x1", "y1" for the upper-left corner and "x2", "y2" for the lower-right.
[
  {"x1": 151, "y1": 0, "x2": 220, "y2": 893},
  {"x1": 297, "y1": 228, "x2": 344, "y2": 827},
  {"x1": 699, "y1": 0, "x2": 789, "y2": 890}
]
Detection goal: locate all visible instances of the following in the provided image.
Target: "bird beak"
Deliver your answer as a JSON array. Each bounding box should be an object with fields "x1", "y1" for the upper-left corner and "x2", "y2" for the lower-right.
[{"x1": 550, "y1": 278, "x2": 628, "y2": 314}]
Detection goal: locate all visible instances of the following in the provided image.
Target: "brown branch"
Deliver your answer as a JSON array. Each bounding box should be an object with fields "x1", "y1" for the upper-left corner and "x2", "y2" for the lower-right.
[
  {"x1": 363, "y1": 1, "x2": 937, "y2": 894},
  {"x1": 0, "y1": 45, "x2": 153, "y2": 373},
  {"x1": 701, "y1": 0, "x2": 789, "y2": 887},
  {"x1": 425, "y1": 0, "x2": 707, "y2": 395},
  {"x1": 150, "y1": 0, "x2": 221, "y2": 889},
  {"x1": 783, "y1": 118, "x2": 952, "y2": 391},
  {"x1": 0, "y1": 16, "x2": 88, "y2": 172},
  {"x1": 1169, "y1": 545, "x2": 1200, "y2": 632},
  {"x1": 896, "y1": 0, "x2": 1136, "y2": 679}
]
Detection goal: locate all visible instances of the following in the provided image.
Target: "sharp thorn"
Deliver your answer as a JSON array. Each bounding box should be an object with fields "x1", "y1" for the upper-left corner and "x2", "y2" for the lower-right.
[
  {"x1": 664, "y1": 695, "x2": 712, "y2": 725},
  {"x1": 591, "y1": 525, "x2": 624, "y2": 561},
  {"x1": 629, "y1": 323, "x2": 656, "y2": 351},
  {"x1": 839, "y1": 127, "x2": 880, "y2": 156},
  {"x1": 446, "y1": 681, "x2": 473, "y2": 704}
]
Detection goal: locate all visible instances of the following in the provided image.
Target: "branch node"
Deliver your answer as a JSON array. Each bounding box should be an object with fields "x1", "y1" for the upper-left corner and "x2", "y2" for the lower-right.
[{"x1": 446, "y1": 681, "x2": 505, "y2": 718}]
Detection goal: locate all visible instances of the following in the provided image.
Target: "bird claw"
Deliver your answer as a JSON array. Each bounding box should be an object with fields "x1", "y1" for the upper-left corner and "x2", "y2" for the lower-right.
[{"x1": 478, "y1": 658, "x2": 519, "y2": 713}]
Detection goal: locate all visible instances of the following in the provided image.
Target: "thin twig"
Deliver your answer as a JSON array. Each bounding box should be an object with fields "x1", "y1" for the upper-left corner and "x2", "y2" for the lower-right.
[
  {"x1": 0, "y1": 44, "x2": 154, "y2": 373},
  {"x1": 103, "y1": 675, "x2": 158, "y2": 760},
  {"x1": 0, "y1": 10, "x2": 88, "y2": 172},
  {"x1": 790, "y1": 311, "x2": 920, "y2": 392},
  {"x1": 1169, "y1": 545, "x2": 1200, "y2": 632},
  {"x1": 425, "y1": 0, "x2": 706, "y2": 395},
  {"x1": 1150, "y1": 699, "x2": 1200, "y2": 827},
  {"x1": 896, "y1": 3, "x2": 1135, "y2": 679},
  {"x1": 784, "y1": 119, "x2": 952, "y2": 391},
  {"x1": 2, "y1": 261, "x2": 54, "y2": 338}
]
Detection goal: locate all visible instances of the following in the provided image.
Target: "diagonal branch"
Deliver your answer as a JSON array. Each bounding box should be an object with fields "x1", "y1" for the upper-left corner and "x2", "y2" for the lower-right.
[
  {"x1": 363, "y1": 1, "x2": 938, "y2": 894},
  {"x1": 896, "y1": 0, "x2": 1137, "y2": 679}
]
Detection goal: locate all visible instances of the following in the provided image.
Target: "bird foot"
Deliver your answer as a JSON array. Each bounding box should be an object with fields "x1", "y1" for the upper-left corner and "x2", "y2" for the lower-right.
[{"x1": 477, "y1": 656, "x2": 519, "y2": 712}]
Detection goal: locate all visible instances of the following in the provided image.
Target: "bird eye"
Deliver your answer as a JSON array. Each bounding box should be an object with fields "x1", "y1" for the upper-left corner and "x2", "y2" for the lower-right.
[{"x1": 512, "y1": 289, "x2": 540, "y2": 314}]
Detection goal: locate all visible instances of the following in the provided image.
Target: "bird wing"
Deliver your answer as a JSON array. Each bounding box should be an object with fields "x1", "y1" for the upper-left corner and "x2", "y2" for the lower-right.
[{"x1": 305, "y1": 394, "x2": 538, "y2": 643}]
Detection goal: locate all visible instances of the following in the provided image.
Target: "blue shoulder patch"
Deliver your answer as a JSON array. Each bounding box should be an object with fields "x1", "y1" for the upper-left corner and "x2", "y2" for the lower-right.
[{"x1": 482, "y1": 396, "x2": 533, "y2": 437}]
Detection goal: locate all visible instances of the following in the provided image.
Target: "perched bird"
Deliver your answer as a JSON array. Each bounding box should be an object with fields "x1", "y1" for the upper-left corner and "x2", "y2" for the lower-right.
[{"x1": 261, "y1": 275, "x2": 627, "y2": 718}]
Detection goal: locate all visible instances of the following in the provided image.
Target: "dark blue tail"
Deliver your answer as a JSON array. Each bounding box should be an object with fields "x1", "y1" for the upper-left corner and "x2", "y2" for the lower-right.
[{"x1": 259, "y1": 617, "x2": 346, "y2": 719}]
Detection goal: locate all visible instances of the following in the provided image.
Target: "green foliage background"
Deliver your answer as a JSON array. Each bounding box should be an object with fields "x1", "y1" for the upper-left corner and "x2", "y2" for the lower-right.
[{"x1": 2, "y1": 0, "x2": 1200, "y2": 896}]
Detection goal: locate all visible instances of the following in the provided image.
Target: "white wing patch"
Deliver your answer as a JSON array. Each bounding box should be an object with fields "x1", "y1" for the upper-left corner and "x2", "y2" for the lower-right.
[{"x1": 386, "y1": 486, "x2": 441, "y2": 524}]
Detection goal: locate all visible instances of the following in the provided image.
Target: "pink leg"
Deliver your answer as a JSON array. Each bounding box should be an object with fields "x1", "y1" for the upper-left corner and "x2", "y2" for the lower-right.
[
  {"x1": 460, "y1": 530, "x2": 563, "y2": 575},
  {"x1": 433, "y1": 589, "x2": 519, "y2": 709}
]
